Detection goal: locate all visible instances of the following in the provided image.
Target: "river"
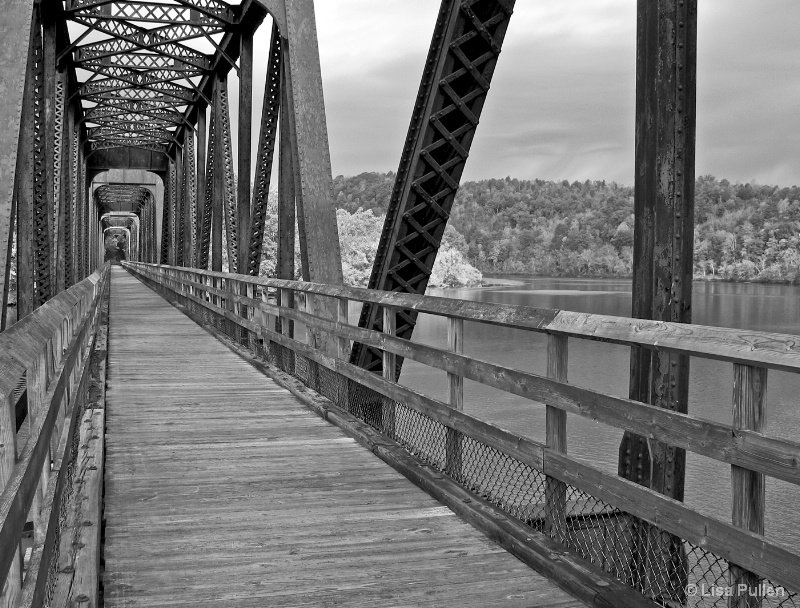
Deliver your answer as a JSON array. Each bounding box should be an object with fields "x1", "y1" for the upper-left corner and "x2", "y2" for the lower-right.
[{"x1": 396, "y1": 276, "x2": 800, "y2": 552}]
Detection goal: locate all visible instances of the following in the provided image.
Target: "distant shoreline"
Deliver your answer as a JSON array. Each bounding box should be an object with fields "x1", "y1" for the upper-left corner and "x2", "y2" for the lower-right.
[{"x1": 478, "y1": 272, "x2": 800, "y2": 286}]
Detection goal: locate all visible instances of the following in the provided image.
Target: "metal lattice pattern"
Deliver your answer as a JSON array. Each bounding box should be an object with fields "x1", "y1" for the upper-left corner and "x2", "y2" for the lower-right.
[
  {"x1": 247, "y1": 24, "x2": 282, "y2": 276},
  {"x1": 169, "y1": 162, "x2": 177, "y2": 264},
  {"x1": 69, "y1": 113, "x2": 80, "y2": 286},
  {"x1": 353, "y1": 0, "x2": 516, "y2": 374},
  {"x1": 186, "y1": 130, "x2": 197, "y2": 267},
  {"x1": 135, "y1": 276, "x2": 799, "y2": 608},
  {"x1": 94, "y1": 184, "x2": 151, "y2": 214},
  {"x1": 53, "y1": 77, "x2": 65, "y2": 260},
  {"x1": 160, "y1": 163, "x2": 172, "y2": 264},
  {"x1": 198, "y1": 107, "x2": 216, "y2": 269},
  {"x1": 217, "y1": 79, "x2": 238, "y2": 271},
  {"x1": 32, "y1": 16, "x2": 52, "y2": 307},
  {"x1": 65, "y1": 0, "x2": 230, "y2": 154}
]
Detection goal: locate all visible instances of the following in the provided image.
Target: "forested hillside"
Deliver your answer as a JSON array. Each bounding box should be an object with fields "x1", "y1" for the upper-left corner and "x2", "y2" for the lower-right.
[{"x1": 333, "y1": 172, "x2": 800, "y2": 283}]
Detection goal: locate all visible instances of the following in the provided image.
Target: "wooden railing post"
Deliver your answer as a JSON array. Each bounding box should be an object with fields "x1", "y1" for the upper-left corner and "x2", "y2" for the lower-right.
[
  {"x1": 382, "y1": 307, "x2": 396, "y2": 438},
  {"x1": 445, "y1": 317, "x2": 464, "y2": 479},
  {"x1": 545, "y1": 334, "x2": 568, "y2": 540},
  {"x1": 0, "y1": 393, "x2": 21, "y2": 606},
  {"x1": 279, "y1": 288, "x2": 293, "y2": 339},
  {"x1": 279, "y1": 287, "x2": 294, "y2": 374},
  {"x1": 28, "y1": 349, "x2": 51, "y2": 544},
  {"x1": 246, "y1": 283, "x2": 255, "y2": 350},
  {"x1": 730, "y1": 364, "x2": 766, "y2": 608},
  {"x1": 337, "y1": 298, "x2": 349, "y2": 409}
]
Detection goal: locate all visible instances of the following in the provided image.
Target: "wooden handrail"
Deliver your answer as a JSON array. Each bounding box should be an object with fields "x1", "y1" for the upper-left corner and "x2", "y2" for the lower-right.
[
  {"x1": 0, "y1": 264, "x2": 109, "y2": 603},
  {"x1": 124, "y1": 262, "x2": 800, "y2": 596},
  {"x1": 124, "y1": 262, "x2": 800, "y2": 372}
]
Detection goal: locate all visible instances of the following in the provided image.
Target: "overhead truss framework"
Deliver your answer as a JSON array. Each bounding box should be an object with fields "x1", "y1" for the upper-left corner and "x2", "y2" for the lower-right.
[
  {"x1": 65, "y1": 0, "x2": 230, "y2": 155},
  {"x1": 94, "y1": 183, "x2": 152, "y2": 214}
]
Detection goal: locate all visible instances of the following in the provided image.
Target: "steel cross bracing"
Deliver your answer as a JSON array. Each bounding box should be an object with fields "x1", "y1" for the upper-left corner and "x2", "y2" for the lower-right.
[
  {"x1": 65, "y1": 0, "x2": 227, "y2": 155},
  {"x1": 352, "y1": 0, "x2": 516, "y2": 376}
]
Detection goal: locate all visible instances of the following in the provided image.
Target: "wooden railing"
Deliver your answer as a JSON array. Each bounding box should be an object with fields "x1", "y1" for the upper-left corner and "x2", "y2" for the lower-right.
[
  {"x1": 0, "y1": 264, "x2": 109, "y2": 608},
  {"x1": 124, "y1": 261, "x2": 800, "y2": 607}
]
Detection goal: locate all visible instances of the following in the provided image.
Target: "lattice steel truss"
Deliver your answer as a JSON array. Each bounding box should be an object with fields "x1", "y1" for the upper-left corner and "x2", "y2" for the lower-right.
[
  {"x1": 352, "y1": 0, "x2": 516, "y2": 375},
  {"x1": 65, "y1": 0, "x2": 229, "y2": 154},
  {"x1": 94, "y1": 184, "x2": 152, "y2": 214},
  {"x1": 246, "y1": 24, "x2": 282, "y2": 276}
]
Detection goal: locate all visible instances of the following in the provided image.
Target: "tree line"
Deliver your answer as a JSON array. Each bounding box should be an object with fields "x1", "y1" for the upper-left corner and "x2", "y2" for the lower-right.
[{"x1": 333, "y1": 172, "x2": 800, "y2": 284}]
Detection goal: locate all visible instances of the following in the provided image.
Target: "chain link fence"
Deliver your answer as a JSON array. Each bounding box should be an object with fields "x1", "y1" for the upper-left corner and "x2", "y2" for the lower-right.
[{"x1": 139, "y1": 271, "x2": 799, "y2": 608}]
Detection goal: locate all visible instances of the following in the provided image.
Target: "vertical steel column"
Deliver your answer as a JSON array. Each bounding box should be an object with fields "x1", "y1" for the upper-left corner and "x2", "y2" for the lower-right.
[
  {"x1": 211, "y1": 77, "x2": 223, "y2": 272},
  {"x1": 195, "y1": 105, "x2": 207, "y2": 268},
  {"x1": 618, "y1": 0, "x2": 697, "y2": 599},
  {"x1": 42, "y1": 9, "x2": 57, "y2": 294},
  {"x1": 184, "y1": 128, "x2": 196, "y2": 268},
  {"x1": 282, "y1": 0, "x2": 344, "y2": 356},
  {"x1": 32, "y1": 10, "x2": 51, "y2": 306},
  {"x1": 248, "y1": 24, "x2": 282, "y2": 277},
  {"x1": 53, "y1": 70, "x2": 66, "y2": 293},
  {"x1": 8, "y1": 9, "x2": 37, "y2": 325},
  {"x1": 237, "y1": 26, "x2": 254, "y2": 274},
  {"x1": 68, "y1": 115, "x2": 79, "y2": 286},
  {"x1": 277, "y1": 59, "x2": 295, "y2": 284},
  {"x1": 282, "y1": 0, "x2": 342, "y2": 285},
  {"x1": 175, "y1": 146, "x2": 184, "y2": 266},
  {"x1": 0, "y1": 0, "x2": 34, "y2": 331},
  {"x1": 217, "y1": 77, "x2": 237, "y2": 271},
  {"x1": 160, "y1": 161, "x2": 171, "y2": 264},
  {"x1": 82, "y1": 153, "x2": 90, "y2": 272},
  {"x1": 60, "y1": 83, "x2": 73, "y2": 289},
  {"x1": 168, "y1": 158, "x2": 177, "y2": 265}
]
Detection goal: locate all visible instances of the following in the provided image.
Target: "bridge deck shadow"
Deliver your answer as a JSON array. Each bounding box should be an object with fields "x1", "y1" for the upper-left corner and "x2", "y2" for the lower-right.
[{"x1": 102, "y1": 267, "x2": 582, "y2": 607}]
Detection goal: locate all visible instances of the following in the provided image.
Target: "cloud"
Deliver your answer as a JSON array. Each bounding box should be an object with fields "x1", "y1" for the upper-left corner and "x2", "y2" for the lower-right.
[{"x1": 279, "y1": 1, "x2": 799, "y2": 187}]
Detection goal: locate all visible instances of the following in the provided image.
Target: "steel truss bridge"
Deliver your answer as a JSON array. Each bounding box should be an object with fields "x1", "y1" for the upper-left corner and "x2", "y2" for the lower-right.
[{"x1": 0, "y1": 1, "x2": 799, "y2": 607}]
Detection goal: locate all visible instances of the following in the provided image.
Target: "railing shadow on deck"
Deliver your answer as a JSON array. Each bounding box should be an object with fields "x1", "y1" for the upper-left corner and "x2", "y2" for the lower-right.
[
  {"x1": 124, "y1": 261, "x2": 800, "y2": 608},
  {"x1": 0, "y1": 264, "x2": 109, "y2": 607}
]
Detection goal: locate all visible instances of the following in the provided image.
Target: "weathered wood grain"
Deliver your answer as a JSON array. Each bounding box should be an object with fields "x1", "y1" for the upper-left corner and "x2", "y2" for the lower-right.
[
  {"x1": 259, "y1": 299, "x2": 800, "y2": 485},
  {"x1": 104, "y1": 268, "x2": 582, "y2": 607},
  {"x1": 126, "y1": 262, "x2": 800, "y2": 372},
  {"x1": 260, "y1": 321, "x2": 800, "y2": 591}
]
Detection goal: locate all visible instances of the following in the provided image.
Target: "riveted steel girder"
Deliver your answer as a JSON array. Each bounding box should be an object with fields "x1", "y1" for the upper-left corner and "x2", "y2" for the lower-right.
[
  {"x1": 0, "y1": 0, "x2": 36, "y2": 331},
  {"x1": 352, "y1": 0, "x2": 516, "y2": 377}
]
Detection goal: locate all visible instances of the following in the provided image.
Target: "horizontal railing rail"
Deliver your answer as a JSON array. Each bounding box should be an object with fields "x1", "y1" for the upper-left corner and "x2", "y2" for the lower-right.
[
  {"x1": 0, "y1": 264, "x2": 109, "y2": 606},
  {"x1": 124, "y1": 261, "x2": 800, "y2": 607}
]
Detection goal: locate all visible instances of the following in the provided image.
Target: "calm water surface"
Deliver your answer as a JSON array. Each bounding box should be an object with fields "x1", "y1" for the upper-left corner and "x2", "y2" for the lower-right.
[{"x1": 397, "y1": 277, "x2": 800, "y2": 551}]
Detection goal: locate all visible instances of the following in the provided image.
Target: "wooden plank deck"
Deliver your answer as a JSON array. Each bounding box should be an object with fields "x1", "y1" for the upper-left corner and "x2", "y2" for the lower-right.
[{"x1": 102, "y1": 267, "x2": 583, "y2": 607}]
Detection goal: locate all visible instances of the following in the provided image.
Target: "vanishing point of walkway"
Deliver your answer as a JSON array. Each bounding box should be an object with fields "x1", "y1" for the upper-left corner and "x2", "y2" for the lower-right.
[{"x1": 101, "y1": 267, "x2": 582, "y2": 607}]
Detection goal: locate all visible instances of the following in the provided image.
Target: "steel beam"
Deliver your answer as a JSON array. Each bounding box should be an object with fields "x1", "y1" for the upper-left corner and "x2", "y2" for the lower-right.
[
  {"x1": 195, "y1": 104, "x2": 207, "y2": 268},
  {"x1": 351, "y1": 0, "x2": 515, "y2": 377},
  {"x1": 282, "y1": 0, "x2": 342, "y2": 285},
  {"x1": 217, "y1": 76, "x2": 237, "y2": 271},
  {"x1": 237, "y1": 27, "x2": 254, "y2": 274},
  {"x1": 160, "y1": 160, "x2": 171, "y2": 264},
  {"x1": 616, "y1": 0, "x2": 697, "y2": 599},
  {"x1": 4, "y1": 4, "x2": 36, "y2": 329},
  {"x1": 276, "y1": 58, "x2": 295, "y2": 284},
  {"x1": 247, "y1": 24, "x2": 282, "y2": 276},
  {"x1": 211, "y1": 77, "x2": 223, "y2": 272},
  {"x1": 281, "y1": 0, "x2": 344, "y2": 357}
]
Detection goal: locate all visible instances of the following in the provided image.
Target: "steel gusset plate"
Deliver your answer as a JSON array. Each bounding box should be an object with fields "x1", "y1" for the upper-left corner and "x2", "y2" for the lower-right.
[{"x1": 351, "y1": 0, "x2": 515, "y2": 377}]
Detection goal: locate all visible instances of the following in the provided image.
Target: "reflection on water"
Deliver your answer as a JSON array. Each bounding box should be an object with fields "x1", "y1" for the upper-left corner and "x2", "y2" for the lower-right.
[{"x1": 396, "y1": 276, "x2": 800, "y2": 550}]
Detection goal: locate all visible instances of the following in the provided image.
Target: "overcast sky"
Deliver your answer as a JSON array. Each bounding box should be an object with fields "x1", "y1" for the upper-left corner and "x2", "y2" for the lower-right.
[{"x1": 276, "y1": 0, "x2": 798, "y2": 188}]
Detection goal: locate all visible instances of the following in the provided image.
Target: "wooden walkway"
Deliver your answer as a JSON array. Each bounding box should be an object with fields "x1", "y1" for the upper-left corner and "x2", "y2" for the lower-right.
[{"x1": 102, "y1": 267, "x2": 582, "y2": 607}]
